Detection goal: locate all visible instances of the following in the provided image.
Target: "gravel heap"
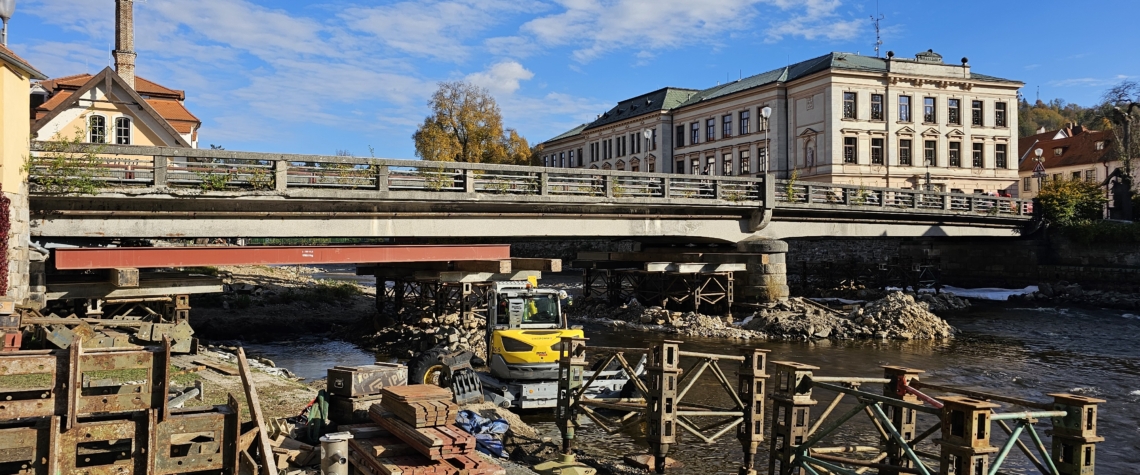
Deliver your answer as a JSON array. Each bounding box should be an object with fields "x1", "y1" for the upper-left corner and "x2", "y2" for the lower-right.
[{"x1": 573, "y1": 300, "x2": 760, "y2": 340}]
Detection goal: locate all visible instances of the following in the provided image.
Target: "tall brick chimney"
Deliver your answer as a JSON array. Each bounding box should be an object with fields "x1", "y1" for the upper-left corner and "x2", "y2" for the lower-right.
[{"x1": 113, "y1": 0, "x2": 136, "y2": 88}]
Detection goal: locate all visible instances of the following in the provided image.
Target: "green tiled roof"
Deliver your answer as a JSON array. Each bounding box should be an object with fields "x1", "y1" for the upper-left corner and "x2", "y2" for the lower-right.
[
  {"x1": 583, "y1": 87, "x2": 699, "y2": 131},
  {"x1": 546, "y1": 123, "x2": 588, "y2": 143}
]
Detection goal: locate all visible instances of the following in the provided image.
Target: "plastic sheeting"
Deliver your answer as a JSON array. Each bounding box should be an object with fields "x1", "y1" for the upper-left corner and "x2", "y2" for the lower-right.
[{"x1": 455, "y1": 410, "x2": 509, "y2": 457}]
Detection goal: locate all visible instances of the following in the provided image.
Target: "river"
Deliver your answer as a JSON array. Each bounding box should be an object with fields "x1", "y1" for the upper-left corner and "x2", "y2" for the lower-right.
[{"x1": 242, "y1": 303, "x2": 1140, "y2": 473}]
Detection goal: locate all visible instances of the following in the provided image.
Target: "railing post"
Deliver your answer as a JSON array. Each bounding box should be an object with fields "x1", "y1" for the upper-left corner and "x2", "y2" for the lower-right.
[
  {"x1": 803, "y1": 184, "x2": 813, "y2": 204},
  {"x1": 464, "y1": 169, "x2": 476, "y2": 193},
  {"x1": 662, "y1": 176, "x2": 672, "y2": 198},
  {"x1": 274, "y1": 160, "x2": 288, "y2": 192},
  {"x1": 539, "y1": 172, "x2": 549, "y2": 196},
  {"x1": 878, "y1": 190, "x2": 886, "y2": 207},
  {"x1": 968, "y1": 196, "x2": 977, "y2": 212},
  {"x1": 842, "y1": 187, "x2": 850, "y2": 205},
  {"x1": 912, "y1": 192, "x2": 920, "y2": 209},
  {"x1": 376, "y1": 165, "x2": 389, "y2": 192},
  {"x1": 712, "y1": 180, "x2": 722, "y2": 200},
  {"x1": 943, "y1": 194, "x2": 951, "y2": 211},
  {"x1": 153, "y1": 156, "x2": 167, "y2": 187},
  {"x1": 604, "y1": 175, "x2": 614, "y2": 198}
]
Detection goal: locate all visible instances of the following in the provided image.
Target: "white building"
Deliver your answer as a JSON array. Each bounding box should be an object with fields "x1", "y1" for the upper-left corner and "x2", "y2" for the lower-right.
[{"x1": 541, "y1": 50, "x2": 1024, "y2": 194}]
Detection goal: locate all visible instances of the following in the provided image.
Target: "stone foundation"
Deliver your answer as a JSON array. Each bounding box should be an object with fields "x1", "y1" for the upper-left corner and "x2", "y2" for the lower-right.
[{"x1": 736, "y1": 238, "x2": 790, "y2": 302}]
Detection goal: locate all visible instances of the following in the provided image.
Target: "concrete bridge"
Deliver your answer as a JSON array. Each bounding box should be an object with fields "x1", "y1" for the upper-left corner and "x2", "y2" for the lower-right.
[{"x1": 29, "y1": 144, "x2": 1033, "y2": 244}]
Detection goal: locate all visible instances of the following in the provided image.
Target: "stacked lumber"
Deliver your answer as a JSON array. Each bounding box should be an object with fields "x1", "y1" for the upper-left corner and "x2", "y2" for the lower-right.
[
  {"x1": 369, "y1": 406, "x2": 475, "y2": 460},
  {"x1": 380, "y1": 385, "x2": 459, "y2": 428}
]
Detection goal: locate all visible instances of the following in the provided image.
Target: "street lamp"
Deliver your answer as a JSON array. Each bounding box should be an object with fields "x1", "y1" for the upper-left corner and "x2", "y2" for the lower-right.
[
  {"x1": 761, "y1": 106, "x2": 772, "y2": 175},
  {"x1": 1033, "y1": 147, "x2": 1045, "y2": 192},
  {"x1": 0, "y1": 0, "x2": 15, "y2": 47}
]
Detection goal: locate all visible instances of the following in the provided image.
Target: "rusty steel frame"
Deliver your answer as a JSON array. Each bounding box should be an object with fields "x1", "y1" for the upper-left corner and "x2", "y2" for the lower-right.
[
  {"x1": 378, "y1": 279, "x2": 493, "y2": 323},
  {"x1": 54, "y1": 244, "x2": 512, "y2": 270},
  {"x1": 556, "y1": 338, "x2": 767, "y2": 474},
  {"x1": 581, "y1": 269, "x2": 735, "y2": 317}
]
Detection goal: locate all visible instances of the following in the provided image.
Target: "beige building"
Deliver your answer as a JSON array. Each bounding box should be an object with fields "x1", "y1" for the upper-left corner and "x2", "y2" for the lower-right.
[{"x1": 542, "y1": 50, "x2": 1023, "y2": 194}]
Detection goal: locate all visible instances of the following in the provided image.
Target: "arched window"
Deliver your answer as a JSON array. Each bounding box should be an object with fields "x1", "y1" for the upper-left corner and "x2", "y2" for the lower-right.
[
  {"x1": 88, "y1": 115, "x2": 107, "y2": 144},
  {"x1": 115, "y1": 117, "x2": 132, "y2": 145},
  {"x1": 630, "y1": 158, "x2": 641, "y2": 172}
]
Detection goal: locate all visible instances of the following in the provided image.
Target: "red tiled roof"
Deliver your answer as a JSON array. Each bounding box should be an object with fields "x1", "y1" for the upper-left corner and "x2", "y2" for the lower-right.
[
  {"x1": 35, "y1": 71, "x2": 199, "y2": 134},
  {"x1": 0, "y1": 44, "x2": 47, "y2": 79},
  {"x1": 1017, "y1": 127, "x2": 1115, "y2": 172},
  {"x1": 34, "y1": 90, "x2": 72, "y2": 121},
  {"x1": 147, "y1": 99, "x2": 199, "y2": 134}
]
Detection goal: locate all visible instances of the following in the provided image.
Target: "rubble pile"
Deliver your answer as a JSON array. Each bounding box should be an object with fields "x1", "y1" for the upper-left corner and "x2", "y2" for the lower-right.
[
  {"x1": 575, "y1": 292, "x2": 959, "y2": 341},
  {"x1": 1013, "y1": 282, "x2": 1140, "y2": 310},
  {"x1": 361, "y1": 308, "x2": 489, "y2": 359}
]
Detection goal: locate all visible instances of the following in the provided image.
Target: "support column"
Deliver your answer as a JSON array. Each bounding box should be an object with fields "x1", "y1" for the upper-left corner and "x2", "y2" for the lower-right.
[
  {"x1": 1048, "y1": 393, "x2": 1105, "y2": 475},
  {"x1": 736, "y1": 237, "x2": 789, "y2": 303},
  {"x1": 767, "y1": 361, "x2": 818, "y2": 475},
  {"x1": 556, "y1": 336, "x2": 587, "y2": 455},
  {"x1": 647, "y1": 340, "x2": 682, "y2": 473},
  {"x1": 737, "y1": 349, "x2": 769, "y2": 475},
  {"x1": 937, "y1": 396, "x2": 999, "y2": 475},
  {"x1": 882, "y1": 366, "x2": 924, "y2": 475}
]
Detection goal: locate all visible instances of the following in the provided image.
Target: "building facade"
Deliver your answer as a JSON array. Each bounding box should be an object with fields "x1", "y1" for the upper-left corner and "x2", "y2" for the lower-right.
[
  {"x1": 541, "y1": 50, "x2": 1024, "y2": 194},
  {"x1": 1017, "y1": 125, "x2": 1122, "y2": 199}
]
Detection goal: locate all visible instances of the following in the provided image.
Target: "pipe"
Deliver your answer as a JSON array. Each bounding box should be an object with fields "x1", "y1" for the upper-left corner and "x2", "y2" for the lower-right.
[{"x1": 319, "y1": 432, "x2": 353, "y2": 475}]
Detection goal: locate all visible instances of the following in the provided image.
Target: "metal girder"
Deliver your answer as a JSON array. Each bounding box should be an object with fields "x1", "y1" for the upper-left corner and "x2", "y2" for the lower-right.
[{"x1": 54, "y1": 244, "x2": 512, "y2": 270}]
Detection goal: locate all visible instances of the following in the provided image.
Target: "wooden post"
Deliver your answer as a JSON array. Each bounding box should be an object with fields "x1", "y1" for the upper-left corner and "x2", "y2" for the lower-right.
[{"x1": 237, "y1": 347, "x2": 279, "y2": 475}]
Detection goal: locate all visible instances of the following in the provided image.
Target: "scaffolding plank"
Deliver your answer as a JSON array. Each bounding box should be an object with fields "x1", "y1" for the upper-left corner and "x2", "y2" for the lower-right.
[{"x1": 54, "y1": 245, "x2": 512, "y2": 270}]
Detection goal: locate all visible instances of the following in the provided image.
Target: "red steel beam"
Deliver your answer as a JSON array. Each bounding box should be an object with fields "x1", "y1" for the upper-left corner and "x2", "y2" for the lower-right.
[{"x1": 54, "y1": 245, "x2": 512, "y2": 270}]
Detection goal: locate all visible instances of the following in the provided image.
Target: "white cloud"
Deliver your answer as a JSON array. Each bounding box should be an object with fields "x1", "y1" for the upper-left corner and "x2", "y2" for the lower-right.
[
  {"x1": 1049, "y1": 75, "x2": 1133, "y2": 88},
  {"x1": 466, "y1": 60, "x2": 535, "y2": 96},
  {"x1": 760, "y1": 0, "x2": 863, "y2": 42}
]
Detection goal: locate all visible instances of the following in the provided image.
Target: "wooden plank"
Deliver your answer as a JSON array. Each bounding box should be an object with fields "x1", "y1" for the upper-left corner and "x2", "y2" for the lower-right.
[
  {"x1": 510, "y1": 258, "x2": 562, "y2": 272},
  {"x1": 453, "y1": 260, "x2": 511, "y2": 273},
  {"x1": 171, "y1": 365, "x2": 205, "y2": 377},
  {"x1": 237, "y1": 347, "x2": 278, "y2": 475},
  {"x1": 194, "y1": 359, "x2": 239, "y2": 376}
]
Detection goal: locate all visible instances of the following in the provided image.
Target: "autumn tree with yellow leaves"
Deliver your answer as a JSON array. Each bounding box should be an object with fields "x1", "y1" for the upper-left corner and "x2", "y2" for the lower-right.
[{"x1": 413, "y1": 81, "x2": 536, "y2": 165}]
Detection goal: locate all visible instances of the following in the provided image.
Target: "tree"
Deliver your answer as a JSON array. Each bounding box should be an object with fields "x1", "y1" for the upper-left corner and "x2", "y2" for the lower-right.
[
  {"x1": 1036, "y1": 177, "x2": 1107, "y2": 227},
  {"x1": 413, "y1": 81, "x2": 533, "y2": 165}
]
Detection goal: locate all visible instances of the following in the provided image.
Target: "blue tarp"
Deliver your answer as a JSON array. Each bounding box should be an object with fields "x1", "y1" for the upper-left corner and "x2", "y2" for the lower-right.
[{"x1": 455, "y1": 410, "x2": 510, "y2": 457}]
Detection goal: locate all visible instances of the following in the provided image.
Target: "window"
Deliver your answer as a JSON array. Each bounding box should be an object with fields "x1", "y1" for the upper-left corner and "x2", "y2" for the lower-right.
[
  {"x1": 949, "y1": 142, "x2": 961, "y2": 167},
  {"x1": 758, "y1": 147, "x2": 767, "y2": 172},
  {"x1": 543, "y1": 156, "x2": 549, "y2": 167},
  {"x1": 740, "y1": 150, "x2": 750, "y2": 175},
  {"x1": 740, "y1": 110, "x2": 750, "y2": 135},
  {"x1": 843, "y1": 137, "x2": 857, "y2": 163},
  {"x1": 1052, "y1": 173, "x2": 1061, "y2": 182},
  {"x1": 898, "y1": 96, "x2": 912, "y2": 122},
  {"x1": 651, "y1": 129, "x2": 658, "y2": 150},
  {"x1": 677, "y1": 159, "x2": 686, "y2": 174},
  {"x1": 924, "y1": 140, "x2": 937, "y2": 166},
  {"x1": 972, "y1": 143, "x2": 984, "y2": 167},
  {"x1": 722, "y1": 153, "x2": 733, "y2": 176},
  {"x1": 691, "y1": 122, "x2": 700, "y2": 145},
  {"x1": 1023, "y1": 177, "x2": 1031, "y2": 192},
  {"x1": 648, "y1": 158, "x2": 655, "y2": 173},
  {"x1": 923, "y1": 97, "x2": 936, "y2": 123},
  {"x1": 615, "y1": 160, "x2": 625, "y2": 171},
  {"x1": 1085, "y1": 170, "x2": 1096, "y2": 182},
  {"x1": 899, "y1": 139, "x2": 912, "y2": 165},
  {"x1": 631, "y1": 158, "x2": 640, "y2": 172},
  {"x1": 577, "y1": 148, "x2": 583, "y2": 166},
  {"x1": 705, "y1": 156, "x2": 715, "y2": 175},
  {"x1": 88, "y1": 115, "x2": 107, "y2": 143},
  {"x1": 1054, "y1": 147, "x2": 1063, "y2": 156},
  {"x1": 995, "y1": 102, "x2": 1007, "y2": 127},
  {"x1": 1095, "y1": 141, "x2": 1105, "y2": 151},
  {"x1": 948, "y1": 99, "x2": 961, "y2": 125},
  {"x1": 618, "y1": 136, "x2": 625, "y2": 156},
  {"x1": 559, "y1": 152, "x2": 565, "y2": 168},
  {"x1": 871, "y1": 94, "x2": 884, "y2": 121},
  {"x1": 676, "y1": 125, "x2": 686, "y2": 147},
  {"x1": 723, "y1": 115, "x2": 732, "y2": 138},
  {"x1": 114, "y1": 117, "x2": 131, "y2": 145},
  {"x1": 972, "y1": 100, "x2": 983, "y2": 126},
  {"x1": 569, "y1": 150, "x2": 575, "y2": 167},
  {"x1": 706, "y1": 119, "x2": 715, "y2": 141},
  {"x1": 690, "y1": 158, "x2": 700, "y2": 175},
  {"x1": 843, "y1": 92, "x2": 856, "y2": 119},
  {"x1": 871, "y1": 138, "x2": 884, "y2": 164},
  {"x1": 995, "y1": 144, "x2": 1007, "y2": 168},
  {"x1": 1071, "y1": 171, "x2": 1081, "y2": 181}
]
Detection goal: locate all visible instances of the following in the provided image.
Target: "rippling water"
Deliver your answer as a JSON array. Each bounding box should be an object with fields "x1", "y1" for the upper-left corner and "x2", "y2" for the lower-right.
[{"x1": 241, "y1": 304, "x2": 1140, "y2": 473}]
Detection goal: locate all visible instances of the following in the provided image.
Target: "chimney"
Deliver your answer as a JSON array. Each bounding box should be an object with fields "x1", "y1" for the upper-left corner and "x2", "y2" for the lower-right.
[{"x1": 113, "y1": 0, "x2": 136, "y2": 88}]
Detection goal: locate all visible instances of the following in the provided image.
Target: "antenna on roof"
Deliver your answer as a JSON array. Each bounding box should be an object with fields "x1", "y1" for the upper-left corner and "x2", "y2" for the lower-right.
[{"x1": 871, "y1": 0, "x2": 884, "y2": 57}]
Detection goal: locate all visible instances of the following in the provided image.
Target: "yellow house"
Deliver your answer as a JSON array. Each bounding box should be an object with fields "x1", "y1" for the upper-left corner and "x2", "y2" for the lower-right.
[{"x1": 0, "y1": 44, "x2": 47, "y2": 302}]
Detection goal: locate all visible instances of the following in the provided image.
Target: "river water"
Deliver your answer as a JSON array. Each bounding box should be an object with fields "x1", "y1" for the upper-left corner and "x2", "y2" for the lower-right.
[{"x1": 242, "y1": 304, "x2": 1140, "y2": 473}]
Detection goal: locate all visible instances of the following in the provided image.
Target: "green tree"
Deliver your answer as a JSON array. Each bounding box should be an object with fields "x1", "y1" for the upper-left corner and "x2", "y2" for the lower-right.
[
  {"x1": 412, "y1": 81, "x2": 533, "y2": 165},
  {"x1": 1036, "y1": 177, "x2": 1108, "y2": 227}
]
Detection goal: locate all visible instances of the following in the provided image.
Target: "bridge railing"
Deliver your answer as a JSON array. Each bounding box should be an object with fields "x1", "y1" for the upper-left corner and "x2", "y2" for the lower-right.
[
  {"x1": 777, "y1": 181, "x2": 1030, "y2": 216},
  {"x1": 27, "y1": 143, "x2": 1031, "y2": 218}
]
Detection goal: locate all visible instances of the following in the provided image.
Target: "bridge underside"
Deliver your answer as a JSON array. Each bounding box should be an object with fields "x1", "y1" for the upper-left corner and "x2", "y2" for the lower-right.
[{"x1": 31, "y1": 194, "x2": 1024, "y2": 243}]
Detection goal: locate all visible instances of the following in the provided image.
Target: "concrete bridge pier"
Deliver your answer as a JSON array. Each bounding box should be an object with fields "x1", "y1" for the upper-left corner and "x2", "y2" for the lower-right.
[{"x1": 736, "y1": 237, "x2": 790, "y2": 302}]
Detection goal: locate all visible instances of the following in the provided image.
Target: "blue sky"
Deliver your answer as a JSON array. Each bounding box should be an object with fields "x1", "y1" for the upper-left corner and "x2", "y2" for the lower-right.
[{"x1": 9, "y1": 0, "x2": 1138, "y2": 158}]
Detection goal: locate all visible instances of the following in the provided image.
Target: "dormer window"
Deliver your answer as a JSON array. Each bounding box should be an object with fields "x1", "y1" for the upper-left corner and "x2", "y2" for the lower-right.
[
  {"x1": 1054, "y1": 147, "x2": 1063, "y2": 156},
  {"x1": 1095, "y1": 141, "x2": 1105, "y2": 150}
]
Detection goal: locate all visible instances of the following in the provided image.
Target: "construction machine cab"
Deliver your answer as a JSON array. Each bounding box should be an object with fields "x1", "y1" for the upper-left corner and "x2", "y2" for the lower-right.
[{"x1": 486, "y1": 282, "x2": 581, "y2": 381}]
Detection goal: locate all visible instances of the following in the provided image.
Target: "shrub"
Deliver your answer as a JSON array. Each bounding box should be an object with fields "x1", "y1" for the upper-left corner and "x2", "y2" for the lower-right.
[
  {"x1": 1036, "y1": 178, "x2": 1107, "y2": 227},
  {"x1": 1059, "y1": 221, "x2": 1140, "y2": 243}
]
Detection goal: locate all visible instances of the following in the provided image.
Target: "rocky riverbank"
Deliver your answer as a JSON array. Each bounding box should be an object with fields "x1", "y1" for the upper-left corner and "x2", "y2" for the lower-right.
[
  {"x1": 573, "y1": 291, "x2": 965, "y2": 341},
  {"x1": 1011, "y1": 281, "x2": 1140, "y2": 311}
]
